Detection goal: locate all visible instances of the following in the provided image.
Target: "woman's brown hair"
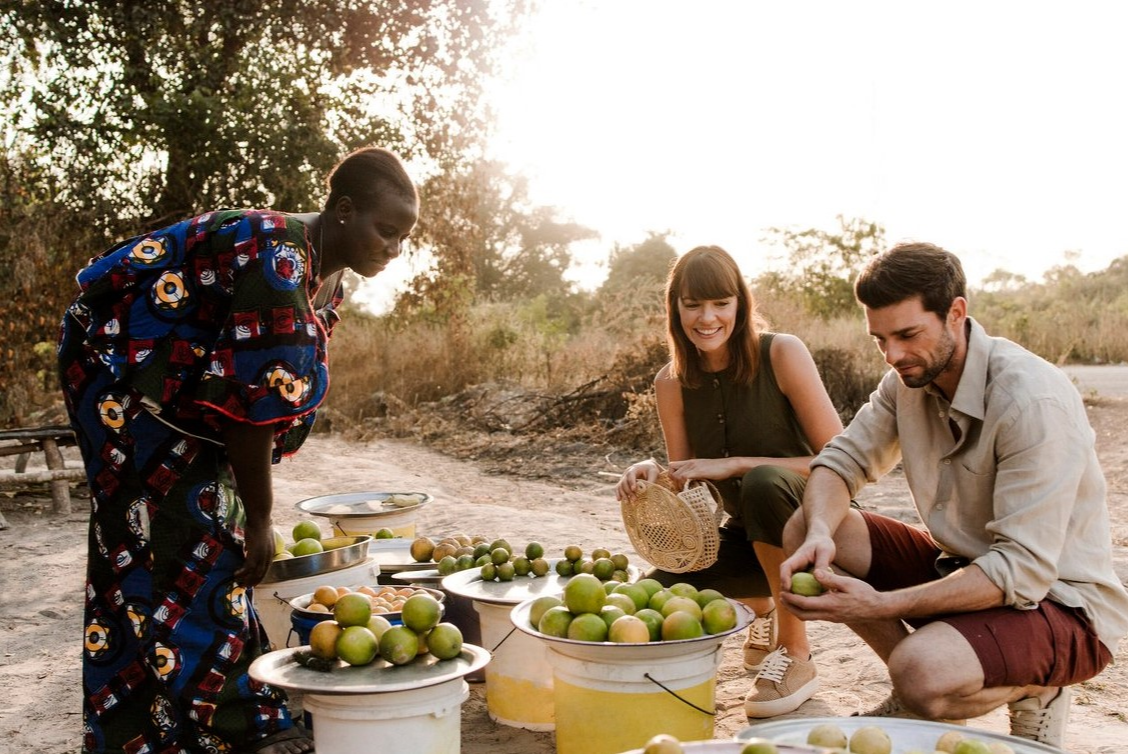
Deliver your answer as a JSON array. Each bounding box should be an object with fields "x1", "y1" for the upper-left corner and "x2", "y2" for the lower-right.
[{"x1": 665, "y1": 245, "x2": 767, "y2": 388}]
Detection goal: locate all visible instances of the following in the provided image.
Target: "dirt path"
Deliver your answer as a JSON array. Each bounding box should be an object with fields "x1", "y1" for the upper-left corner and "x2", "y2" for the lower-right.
[{"x1": 1, "y1": 397, "x2": 1124, "y2": 754}]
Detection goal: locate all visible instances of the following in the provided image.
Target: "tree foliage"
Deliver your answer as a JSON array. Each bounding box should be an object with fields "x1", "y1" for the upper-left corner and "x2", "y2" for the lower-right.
[{"x1": 762, "y1": 215, "x2": 885, "y2": 319}]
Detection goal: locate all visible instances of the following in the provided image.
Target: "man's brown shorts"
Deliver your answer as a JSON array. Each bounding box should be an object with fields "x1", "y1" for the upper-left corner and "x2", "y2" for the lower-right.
[{"x1": 861, "y1": 511, "x2": 1112, "y2": 688}]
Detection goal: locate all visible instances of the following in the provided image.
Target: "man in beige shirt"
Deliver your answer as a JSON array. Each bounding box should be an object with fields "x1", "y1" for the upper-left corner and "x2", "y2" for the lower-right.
[{"x1": 780, "y1": 242, "x2": 1127, "y2": 747}]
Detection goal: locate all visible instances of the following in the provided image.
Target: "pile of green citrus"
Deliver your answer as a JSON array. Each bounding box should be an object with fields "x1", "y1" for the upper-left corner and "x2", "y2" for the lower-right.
[
  {"x1": 553, "y1": 545, "x2": 632, "y2": 582},
  {"x1": 527, "y1": 574, "x2": 737, "y2": 643},
  {"x1": 273, "y1": 519, "x2": 339, "y2": 561},
  {"x1": 306, "y1": 591, "x2": 463, "y2": 667},
  {"x1": 410, "y1": 535, "x2": 554, "y2": 580}
]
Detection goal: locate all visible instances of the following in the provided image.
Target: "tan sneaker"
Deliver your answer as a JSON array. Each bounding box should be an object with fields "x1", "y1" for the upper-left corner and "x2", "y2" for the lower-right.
[
  {"x1": 853, "y1": 692, "x2": 966, "y2": 725},
  {"x1": 744, "y1": 647, "x2": 818, "y2": 718},
  {"x1": 1009, "y1": 687, "x2": 1070, "y2": 748},
  {"x1": 742, "y1": 608, "x2": 777, "y2": 671}
]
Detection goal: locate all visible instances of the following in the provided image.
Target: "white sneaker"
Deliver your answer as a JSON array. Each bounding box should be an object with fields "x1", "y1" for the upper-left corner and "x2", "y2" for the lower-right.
[
  {"x1": 744, "y1": 647, "x2": 818, "y2": 718},
  {"x1": 1009, "y1": 687, "x2": 1070, "y2": 748},
  {"x1": 742, "y1": 608, "x2": 777, "y2": 671}
]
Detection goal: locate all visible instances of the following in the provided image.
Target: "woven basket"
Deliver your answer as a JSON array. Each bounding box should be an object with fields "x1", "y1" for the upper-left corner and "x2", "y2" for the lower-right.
[{"x1": 620, "y1": 470, "x2": 723, "y2": 573}]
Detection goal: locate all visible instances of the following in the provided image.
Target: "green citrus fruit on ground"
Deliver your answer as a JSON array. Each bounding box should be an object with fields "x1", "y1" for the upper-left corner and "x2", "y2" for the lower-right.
[
  {"x1": 538, "y1": 606, "x2": 574, "y2": 638},
  {"x1": 563, "y1": 544, "x2": 583, "y2": 562},
  {"x1": 791, "y1": 571, "x2": 824, "y2": 596},
  {"x1": 309, "y1": 620, "x2": 343, "y2": 660},
  {"x1": 567, "y1": 612, "x2": 609, "y2": 642},
  {"x1": 374, "y1": 527, "x2": 395, "y2": 539},
  {"x1": 378, "y1": 625, "x2": 420, "y2": 665},
  {"x1": 668, "y1": 582, "x2": 699, "y2": 600},
  {"x1": 292, "y1": 520, "x2": 322, "y2": 542},
  {"x1": 525, "y1": 541, "x2": 545, "y2": 559},
  {"x1": 490, "y1": 547, "x2": 510, "y2": 565},
  {"x1": 480, "y1": 562, "x2": 497, "y2": 581},
  {"x1": 563, "y1": 573, "x2": 607, "y2": 614},
  {"x1": 333, "y1": 592, "x2": 373, "y2": 627},
  {"x1": 410, "y1": 536, "x2": 435, "y2": 562},
  {"x1": 401, "y1": 593, "x2": 442, "y2": 633},
  {"x1": 336, "y1": 625, "x2": 379, "y2": 666},
  {"x1": 613, "y1": 583, "x2": 650, "y2": 611},
  {"x1": 592, "y1": 557, "x2": 616, "y2": 581},
  {"x1": 366, "y1": 615, "x2": 393, "y2": 642},
  {"x1": 661, "y1": 595, "x2": 703, "y2": 620},
  {"x1": 427, "y1": 623, "x2": 463, "y2": 660},
  {"x1": 662, "y1": 610, "x2": 704, "y2": 641},
  {"x1": 635, "y1": 578, "x2": 665, "y2": 597},
  {"x1": 599, "y1": 605, "x2": 627, "y2": 628},
  {"x1": 291, "y1": 538, "x2": 324, "y2": 557},
  {"x1": 605, "y1": 592, "x2": 637, "y2": 615},
  {"x1": 648, "y1": 589, "x2": 674, "y2": 612},
  {"x1": 528, "y1": 595, "x2": 564, "y2": 629},
  {"x1": 495, "y1": 561, "x2": 516, "y2": 581},
  {"x1": 512, "y1": 556, "x2": 531, "y2": 576},
  {"x1": 701, "y1": 598, "x2": 738, "y2": 634},
  {"x1": 695, "y1": 588, "x2": 726, "y2": 608},
  {"x1": 554, "y1": 559, "x2": 574, "y2": 577},
  {"x1": 634, "y1": 608, "x2": 665, "y2": 641},
  {"x1": 608, "y1": 614, "x2": 651, "y2": 643},
  {"x1": 611, "y1": 553, "x2": 630, "y2": 571},
  {"x1": 530, "y1": 557, "x2": 550, "y2": 577},
  {"x1": 849, "y1": 726, "x2": 892, "y2": 754}
]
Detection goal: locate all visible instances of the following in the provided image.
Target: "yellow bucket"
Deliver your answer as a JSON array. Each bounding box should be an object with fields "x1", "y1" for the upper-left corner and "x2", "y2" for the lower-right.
[
  {"x1": 545, "y1": 641, "x2": 721, "y2": 754},
  {"x1": 474, "y1": 599, "x2": 555, "y2": 730}
]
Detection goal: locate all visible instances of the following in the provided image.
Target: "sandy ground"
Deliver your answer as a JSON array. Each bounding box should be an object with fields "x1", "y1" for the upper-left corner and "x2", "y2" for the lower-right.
[{"x1": 0, "y1": 394, "x2": 1124, "y2": 754}]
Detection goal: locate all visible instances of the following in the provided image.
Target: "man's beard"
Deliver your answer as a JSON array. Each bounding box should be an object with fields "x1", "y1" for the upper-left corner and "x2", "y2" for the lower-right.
[{"x1": 899, "y1": 327, "x2": 956, "y2": 389}]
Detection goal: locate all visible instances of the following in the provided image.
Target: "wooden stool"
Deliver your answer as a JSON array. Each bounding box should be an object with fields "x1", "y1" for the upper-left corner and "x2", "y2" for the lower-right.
[{"x1": 0, "y1": 425, "x2": 85, "y2": 517}]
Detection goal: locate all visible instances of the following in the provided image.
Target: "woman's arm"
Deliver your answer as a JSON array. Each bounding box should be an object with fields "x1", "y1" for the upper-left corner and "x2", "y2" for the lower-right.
[
  {"x1": 222, "y1": 420, "x2": 278, "y2": 587},
  {"x1": 615, "y1": 365, "x2": 689, "y2": 500}
]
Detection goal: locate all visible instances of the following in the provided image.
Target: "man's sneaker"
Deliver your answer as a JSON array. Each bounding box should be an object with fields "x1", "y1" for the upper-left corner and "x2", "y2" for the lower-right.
[
  {"x1": 1009, "y1": 687, "x2": 1070, "y2": 748},
  {"x1": 853, "y1": 692, "x2": 966, "y2": 725},
  {"x1": 744, "y1": 647, "x2": 818, "y2": 718},
  {"x1": 742, "y1": 608, "x2": 777, "y2": 671}
]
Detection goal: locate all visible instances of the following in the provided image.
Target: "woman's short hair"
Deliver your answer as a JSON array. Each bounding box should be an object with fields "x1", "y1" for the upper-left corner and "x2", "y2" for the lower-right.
[
  {"x1": 665, "y1": 245, "x2": 766, "y2": 388},
  {"x1": 325, "y1": 147, "x2": 417, "y2": 213},
  {"x1": 854, "y1": 242, "x2": 966, "y2": 319}
]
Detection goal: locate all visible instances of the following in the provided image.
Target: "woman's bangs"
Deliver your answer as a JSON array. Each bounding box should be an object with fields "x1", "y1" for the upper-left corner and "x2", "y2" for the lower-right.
[{"x1": 681, "y1": 258, "x2": 738, "y2": 301}]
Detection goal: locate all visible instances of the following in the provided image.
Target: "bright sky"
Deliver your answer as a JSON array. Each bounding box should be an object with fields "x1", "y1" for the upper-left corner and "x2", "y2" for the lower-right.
[{"x1": 358, "y1": 1, "x2": 1127, "y2": 310}]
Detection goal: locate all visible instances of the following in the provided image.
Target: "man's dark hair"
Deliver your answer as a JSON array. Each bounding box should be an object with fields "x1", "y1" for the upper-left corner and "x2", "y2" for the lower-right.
[{"x1": 854, "y1": 242, "x2": 967, "y2": 319}]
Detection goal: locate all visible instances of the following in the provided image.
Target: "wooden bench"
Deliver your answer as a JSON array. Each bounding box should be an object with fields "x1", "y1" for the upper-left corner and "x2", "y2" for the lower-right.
[{"x1": 0, "y1": 425, "x2": 86, "y2": 518}]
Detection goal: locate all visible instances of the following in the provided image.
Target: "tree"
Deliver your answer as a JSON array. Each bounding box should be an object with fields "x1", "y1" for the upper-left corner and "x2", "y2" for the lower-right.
[
  {"x1": 762, "y1": 215, "x2": 885, "y2": 319},
  {"x1": 598, "y1": 232, "x2": 677, "y2": 298}
]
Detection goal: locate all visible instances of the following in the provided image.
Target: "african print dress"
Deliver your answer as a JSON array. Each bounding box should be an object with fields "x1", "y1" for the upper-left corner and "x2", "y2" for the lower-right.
[{"x1": 57, "y1": 210, "x2": 342, "y2": 753}]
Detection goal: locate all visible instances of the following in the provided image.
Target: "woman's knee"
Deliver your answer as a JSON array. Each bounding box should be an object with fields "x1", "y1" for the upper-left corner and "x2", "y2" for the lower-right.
[{"x1": 738, "y1": 465, "x2": 805, "y2": 546}]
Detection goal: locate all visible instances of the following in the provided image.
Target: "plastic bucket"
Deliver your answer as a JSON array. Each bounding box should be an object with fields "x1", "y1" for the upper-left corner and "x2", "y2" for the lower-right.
[
  {"x1": 330, "y1": 506, "x2": 420, "y2": 538},
  {"x1": 253, "y1": 557, "x2": 380, "y2": 650},
  {"x1": 474, "y1": 600, "x2": 555, "y2": 730},
  {"x1": 301, "y1": 677, "x2": 468, "y2": 754},
  {"x1": 545, "y1": 641, "x2": 722, "y2": 754}
]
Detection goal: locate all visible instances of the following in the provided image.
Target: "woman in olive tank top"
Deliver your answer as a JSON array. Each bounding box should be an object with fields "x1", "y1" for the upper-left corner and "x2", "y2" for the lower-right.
[{"x1": 616, "y1": 246, "x2": 843, "y2": 718}]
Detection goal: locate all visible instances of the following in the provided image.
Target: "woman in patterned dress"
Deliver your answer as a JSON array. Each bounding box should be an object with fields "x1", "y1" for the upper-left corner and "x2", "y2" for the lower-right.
[{"x1": 58, "y1": 147, "x2": 418, "y2": 754}]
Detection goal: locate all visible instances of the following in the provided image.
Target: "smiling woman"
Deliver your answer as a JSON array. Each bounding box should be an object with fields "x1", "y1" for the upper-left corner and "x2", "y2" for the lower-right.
[{"x1": 486, "y1": 1, "x2": 1127, "y2": 288}]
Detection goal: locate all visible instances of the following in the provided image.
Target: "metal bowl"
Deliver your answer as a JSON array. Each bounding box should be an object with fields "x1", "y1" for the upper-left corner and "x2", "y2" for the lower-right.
[
  {"x1": 295, "y1": 491, "x2": 434, "y2": 519},
  {"x1": 261, "y1": 535, "x2": 372, "y2": 583},
  {"x1": 289, "y1": 585, "x2": 446, "y2": 624}
]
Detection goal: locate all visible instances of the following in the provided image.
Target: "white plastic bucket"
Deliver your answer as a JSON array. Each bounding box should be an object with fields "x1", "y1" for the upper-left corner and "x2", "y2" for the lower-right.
[
  {"x1": 253, "y1": 557, "x2": 381, "y2": 650},
  {"x1": 302, "y1": 677, "x2": 468, "y2": 754},
  {"x1": 330, "y1": 506, "x2": 420, "y2": 538},
  {"x1": 546, "y1": 641, "x2": 722, "y2": 754},
  {"x1": 474, "y1": 600, "x2": 555, "y2": 730}
]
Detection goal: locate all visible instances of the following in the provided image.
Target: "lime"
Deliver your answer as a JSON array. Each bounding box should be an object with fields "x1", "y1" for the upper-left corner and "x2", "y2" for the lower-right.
[
  {"x1": 661, "y1": 611, "x2": 704, "y2": 641},
  {"x1": 489, "y1": 539, "x2": 512, "y2": 556},
  {"x1": 577, "y1": 559, "x2": 595, "y2": 575},
  {"x1": 668, "y1": 582, "x2": 699, "y2": 600},
  {"x1": 634, "y1": 577, "x2": 665, "y2": 597},
  {"x1": 473, "y1": 542, "x2": 492, "y2": 560},
  {"x1": 695, "y1": 588, "x2": 726, "y2": 608},
  {"x1": 613, "y1": 583, "x2": 650, "y2": 611},
  {"x1": 333, "y1": 592, "x2": 373, "y2": 627},
  {"x1": 611, "y1": 569, "x2": 629, "y2": 582},
  {"x1": 648, "y1": 589, "x2": 674, "y2": 612},
  {"x1": 953, "y1": 741, "x2": 991, "y2": 754},
  {"x1": 611, "y1": 553, "x2": 630, "y2": 571},
  {"x1": 936, "y1": 732, "x2": 965, "y2": 753},
  {"x1": 274, "y1": 551, "x2": 295, "y2": 560},
  {"x1": 490, "y1": 547, "x2": 510, "y2": 565},
  {"x1": 455, "y1": 554, "x2": 476, "y2": 571},
  {"x1": 336, "y1": 625, "x2": 379, "y2": 666},
  {"x1": 807, "y1": 723, "x2": 848, "y2": 749},
  {"x1": 512, "y1": 556, "x2": 531, "y2": 576},
  {"x1": 554, "y1": 559, "x2": 574, "y2": 577},
  {"x1": 849, "y1": 726, "x2": 892, "y2": 754},
  {"x1": 742, "y1": 743, "x2": 779, "y2": 754},
  {"x1": 563, "y1": 573, "x2": 607, "y2": 615},
  {"x1": 427, "y1": 623, "x2": 463, "y2": 660},
  {"x1": 530, "y1": 557, "x2": 550, "y2": 577},
  {"x1": 702, "y1": 598, "x2": 737, "y2": 634},
  {"x1": 537, "y1": 606, "x2": 574, "y2": 638},
  {"x1": 791, "y1": 571, "x2": 824, "y2": 596},
  {"x1": 378, "y1": 625, "x2": 420, "y2": 665},
  {"x1": 563, "y1": 544, "x2": 583, "y2": 562},
  {"x1": 401, "y1": 593, "x2": 442, "y2": 633},
  {"x1": 661, "y1": 595, "x2": 703, "y2": 621},
  {"x1": 608, "y1": 614, "x2": 651, "y2": 643},
  {"x1": 495, "y1": 561, "x2": 516, "y2": 581},
  {"x1": 292, "y1": 520, "x2": 322, "y2": 542},
  {"x1": 409, "y1": 536, "x2": 435, "y2": 562},
  {"x1": 291, "y1": 538, "x2": 324, "y2": 557},
  {"x1": 480, "y1": 562, "x2": 497, "y2": 581},
  {"x1": 309, "y1": 620, "x2": 343, "y2": 660},
  {"x1": 592, "y1": 557, "x2": 616, "y2": 581},
  {"x1": 605, "y1": 592, "x2": 637, "y2": 615},
  {"x1": 366, "y1": 615, "x2": 393, "y2": 642},
  {"x1": 567, "y1": 612, "x2": 609, "y2": 642},
  {"x1": 599, "y1": 604, "x2": 627, "y2": 628},
  {"x1": 528, "y1": 595, "x2": 564, "y2": 629},
  {"x1": 475, "y1": 554, "x2": 492, "y2": 567},
  {"x1": 644, "y1": 733, "x2": 684, "y2": 754},
  {"x1": 604, "y1": 581, "x2": 619, "y2": 595},
  {"x1": 374, "y1": 527, "x2": 395, "y2": 539},
  {"x1": 634, "y1": 608, "x2": 665, "y2": 641},
  {"x1": 272, "y1": 528, "x2": 286, "y2": 555},
  {"x1": 525, "y1": 541, "x2": 544, "y2": 560},
  {"x1": 437, "y1": 555, "x2": 459, "y2": 576},
  {"x1": 591, "y1": 547, "x2": 611, "y2": 560}
]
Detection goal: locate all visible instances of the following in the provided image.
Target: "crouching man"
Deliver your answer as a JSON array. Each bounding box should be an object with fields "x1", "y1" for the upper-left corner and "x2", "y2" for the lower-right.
[{"x1": 780, "y1": 242, "x2": 1126, "y2": 748}]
